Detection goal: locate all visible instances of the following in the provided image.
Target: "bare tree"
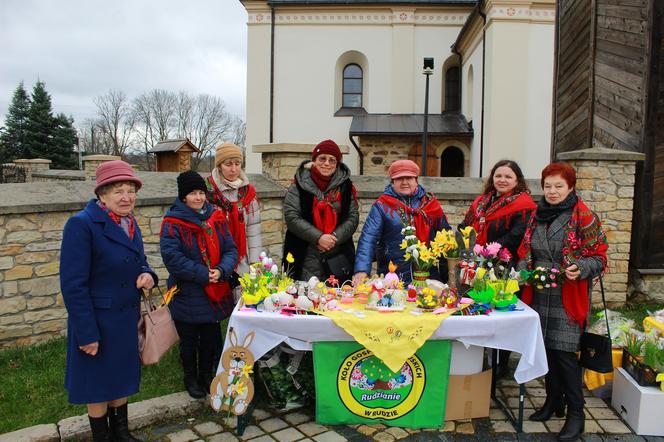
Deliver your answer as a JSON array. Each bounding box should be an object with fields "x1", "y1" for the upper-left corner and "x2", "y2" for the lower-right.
[
  {"x1": 94, "y1": 90, "x2": 134, "y2": 156},
  {"x1": 230, "y1": 115, "x2": 246, "y2": 152},
  {"x1": 77, "y1": 117, "x2": 114, "y2": 155}
]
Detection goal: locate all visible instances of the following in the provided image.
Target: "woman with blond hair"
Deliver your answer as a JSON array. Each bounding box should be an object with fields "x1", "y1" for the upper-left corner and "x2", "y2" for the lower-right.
[{"x1": 206, "y1": 142, "x2": 261, "y2": 281}]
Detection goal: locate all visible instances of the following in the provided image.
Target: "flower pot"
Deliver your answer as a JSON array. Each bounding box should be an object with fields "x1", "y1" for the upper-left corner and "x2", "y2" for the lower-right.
[
  {"x1": 412, "y1": 269, "x2": 429, "y2": 288},
  {"x1": 622, "y1": 349, "x2": 660, "y2": 387}
]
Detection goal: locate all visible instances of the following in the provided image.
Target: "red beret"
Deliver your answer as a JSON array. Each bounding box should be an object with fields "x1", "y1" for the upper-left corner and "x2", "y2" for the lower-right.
[{"x1": 388, "y1": 160, "x2": 420, "y2": 179}]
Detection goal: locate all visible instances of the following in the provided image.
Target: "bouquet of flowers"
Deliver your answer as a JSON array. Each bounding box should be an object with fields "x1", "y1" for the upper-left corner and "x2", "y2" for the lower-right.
[
  {"x1": 399, "y1": 225, "x2": 442, "y2": 271},
  {"x1": 429, "y1": 226, "x2": 476, "y2": 260},
  {"x1": 467, "y1": 243, "x2": 520, "y2": 308},
  {"x1": 240, "y1": 252, "x2": 295, "y2": 306},
  {"x1": 416, "y1": 287, "x2": 439, "y2": 310},
  {"x1": 519, "y1": 266, "x2": 563, "y2": 289}
]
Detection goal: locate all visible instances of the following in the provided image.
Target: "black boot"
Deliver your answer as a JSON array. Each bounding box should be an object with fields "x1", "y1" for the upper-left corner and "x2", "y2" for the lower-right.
[
  {"x1": 108, "y1": 403, "x2": 142, "y2": 442},
  {"x1": 182, "y1": 350, "x2": 206, "y2": 399},
  {"x1": 558, "y1": 407, "x2": 584, "y2": 441},
  {"x1": 197, "y1": 352, "x2": 214, "y2": 396},
  {"x1": 529, "y1": 396, "x2": 565, "y2": 421},
  {"x1": 88, "y1": 413, "x2": 111, "y2": 442},
  {"x1": 198, "y1": 322, "x2": 223, "y2": 396}
]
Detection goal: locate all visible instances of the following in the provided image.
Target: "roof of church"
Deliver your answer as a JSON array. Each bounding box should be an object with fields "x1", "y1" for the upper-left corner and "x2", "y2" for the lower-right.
[
  {"x1": 268, "y1": 1, "x2": 476, "y2": 4},
  {"x1": 349, "y1": 112, "x2": 473, "y2": 137}
]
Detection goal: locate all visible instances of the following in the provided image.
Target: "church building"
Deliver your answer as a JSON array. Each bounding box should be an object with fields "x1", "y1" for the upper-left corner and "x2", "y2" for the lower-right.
[{"x1": 240, "y1": 0, "x2": 556, "y2": 178}]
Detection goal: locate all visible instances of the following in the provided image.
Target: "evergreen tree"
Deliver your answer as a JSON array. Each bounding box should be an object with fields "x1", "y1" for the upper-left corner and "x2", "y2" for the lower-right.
[
  {"x1": 21, "y1": 81, "x2": 78, "y2": 169},
  {"x1": 23, "y1": 81, "x2": 55, "y2": 160},
  {"x1": 0, "y1": 82, "x2": 31, "y2": 163},
  {"x1": 51, "y1": 113, "x2": 78, "y2": 169}
]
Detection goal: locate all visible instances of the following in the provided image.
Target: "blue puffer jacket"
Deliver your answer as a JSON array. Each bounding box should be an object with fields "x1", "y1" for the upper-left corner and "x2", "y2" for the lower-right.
[
  {"x1": 160, "y1": 199, "x2": 238, "y2": 323},
  {"x1": 354, "y1": 184, "x2": 451, "y2": 284}
]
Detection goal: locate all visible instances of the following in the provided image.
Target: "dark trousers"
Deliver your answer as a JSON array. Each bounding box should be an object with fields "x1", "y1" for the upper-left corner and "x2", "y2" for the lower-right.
[
  {"x1": 174, "y1": 321, "x2": 223, "y2": 380},
  {"x1": 545, "y1": 348, "x2": 584, "y2": 410}
]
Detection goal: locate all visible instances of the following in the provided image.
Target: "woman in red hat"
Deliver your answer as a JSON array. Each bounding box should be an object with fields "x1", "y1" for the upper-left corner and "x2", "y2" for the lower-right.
[
  {"x1": 518, "y1": 162, "x2": 607, "y2": 441},
  {"x1": 60, "y1": 160, "x2": 157, "y2": 441},
  {"x1": 282, "y1": 139, "x2": 359, "y2": 283},
  {"x1": 353, "y1": 159, "x2": 451, "y2": 285}
]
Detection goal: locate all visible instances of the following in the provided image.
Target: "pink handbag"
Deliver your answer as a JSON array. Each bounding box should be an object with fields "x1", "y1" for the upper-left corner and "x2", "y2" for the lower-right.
[{"x1": 138, "y1": 288, "x2": 179, "y2": 365}]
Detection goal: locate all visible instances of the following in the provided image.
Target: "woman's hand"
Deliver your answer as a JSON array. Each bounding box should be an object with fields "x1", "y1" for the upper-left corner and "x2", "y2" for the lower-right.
[
  {"x1": 318, "y1": 234, "x2": 337, "y2": 252},
  {"x1": 79, "y1": 341, "x2": 99, "y2": 356},
  {"x1": 136, "y1": 272, "x2": 155, "y2": 289},
  {"x1": 353, "y1": 272, "x2": 368, "y2": 287},
  {"x1": 565, "y1": 264, "x2": 581, "y2": 281},
  {"x1": 209, "y1": 268, "x2": 222, "y2": 283}
]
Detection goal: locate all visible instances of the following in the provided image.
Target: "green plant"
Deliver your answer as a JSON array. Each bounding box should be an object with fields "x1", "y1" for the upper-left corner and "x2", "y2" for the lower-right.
[{"x1": 624, "y1": 332, "x2": 644, "y2": 358}]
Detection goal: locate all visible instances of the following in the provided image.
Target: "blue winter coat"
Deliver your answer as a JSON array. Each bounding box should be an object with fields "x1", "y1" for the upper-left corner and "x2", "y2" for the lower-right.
[
  {"x1": 354, "y1": 184, "x2": 451, "y2": 284},
  {"x1": 159, "y1": 199, "x2": 238, "y2": 323},
  {"x1": 60, "y1": 199, "x2": 157, "y2": 404}
]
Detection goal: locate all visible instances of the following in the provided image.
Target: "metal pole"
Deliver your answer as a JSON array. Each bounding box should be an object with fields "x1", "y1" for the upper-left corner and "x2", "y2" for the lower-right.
[{"x1": 422, "y1": 72, "x2": 431, "y2": 175}]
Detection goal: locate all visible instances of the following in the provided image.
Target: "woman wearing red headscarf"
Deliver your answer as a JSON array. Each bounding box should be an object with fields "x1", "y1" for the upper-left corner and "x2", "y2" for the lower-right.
[
  {"x1": 460, "y1": 160, "x2": 535, "y2": 260},
  {"x1": 517, "y1": 162, "x2": 608, "y2": 442},
  {"x1": 459, "y1": 160, "x2": 535, "y2": 377},
  {"x1": 282, "y1": 139, "x2": 359, "y2": 282},
  {"x1": 353, "y1": 159, "x2": 451, "y2": 286}
]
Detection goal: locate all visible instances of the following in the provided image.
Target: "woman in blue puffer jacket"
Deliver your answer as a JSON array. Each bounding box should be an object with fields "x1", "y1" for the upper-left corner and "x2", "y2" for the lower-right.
[
  {"x1": 160, "y1": 171, "x2": 238, "y2": 400},
  {"x1": 353, "y1": 160, "x2": 451, "y2": 285}
]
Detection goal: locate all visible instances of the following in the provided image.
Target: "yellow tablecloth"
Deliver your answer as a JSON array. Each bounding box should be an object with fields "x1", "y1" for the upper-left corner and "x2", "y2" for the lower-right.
[
  {"x1": 583, "y1": 348, "x2": 623, "y2": 391},
  {"x1": 320, "y1": 301, "x2": 461, "y2": 372}
]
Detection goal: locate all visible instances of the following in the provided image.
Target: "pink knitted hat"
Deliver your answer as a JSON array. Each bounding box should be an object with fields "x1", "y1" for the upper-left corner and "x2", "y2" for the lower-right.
[
  {"x1": 94, "y1": 160, "x2": 142, "y2": 194},
  {"x1": 388, "y1": 160, "x2": 420, "y2": 179}
]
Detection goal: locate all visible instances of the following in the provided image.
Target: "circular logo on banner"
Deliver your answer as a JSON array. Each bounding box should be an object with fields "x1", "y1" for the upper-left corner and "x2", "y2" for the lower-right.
[{"x1": 337, "y1": 348, "x2": 425, "y2": 420}]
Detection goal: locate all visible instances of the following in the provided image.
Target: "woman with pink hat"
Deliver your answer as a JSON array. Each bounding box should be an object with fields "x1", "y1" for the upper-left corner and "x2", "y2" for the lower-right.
[
  {"x1": 282, "y1": 139, "x2": 359, "y2": 282},
  {"x1": 353, "y1": 159, "x2": 451, "y2": 285},
  {"x1": 60, "y1": 160, "x2": 157, "y2": 441}
]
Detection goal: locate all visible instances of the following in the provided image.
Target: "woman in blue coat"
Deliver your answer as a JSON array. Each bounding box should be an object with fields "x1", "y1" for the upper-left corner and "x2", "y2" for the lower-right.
[
  {"x1": 60, "y1": 160, "x2": 157, "y2": 442},
  {"x1": 353, "y1": 160, "x2": 451, "y2": 285},
  {"x1": 160, "y1": 171, "x2": 238, "y2": 399}
]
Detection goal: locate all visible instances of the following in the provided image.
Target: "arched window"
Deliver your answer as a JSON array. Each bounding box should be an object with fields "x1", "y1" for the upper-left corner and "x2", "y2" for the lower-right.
[
  {"x1": 445, "y1": 66, "x2": 460, "y2": 111},
  {"x1": 342, "y1": 64, "x2": 363, "y2": 108},
  {"x1": 440, "y1": 146, "x2": 465, "y2": 177}
]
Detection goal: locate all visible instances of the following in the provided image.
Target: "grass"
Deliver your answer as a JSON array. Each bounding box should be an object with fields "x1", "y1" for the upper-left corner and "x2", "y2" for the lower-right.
[{"x1": 0, "y1": 318, "x2": 229, "y2": 434}]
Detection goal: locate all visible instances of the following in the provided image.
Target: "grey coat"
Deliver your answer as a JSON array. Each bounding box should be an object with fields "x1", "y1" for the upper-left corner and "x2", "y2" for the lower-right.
[
  {"x1": 519, "y1": 211, "x2": 604, "y2": 352},
  {"x1": 283, "y1": 161, "x2": 359, "y2": 280}
]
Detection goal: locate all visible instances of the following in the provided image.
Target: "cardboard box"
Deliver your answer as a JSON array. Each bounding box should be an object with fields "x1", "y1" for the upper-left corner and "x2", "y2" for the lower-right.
[
  {"x1": 449, "y1": 342, "x2": 484, "y2": 375},
  {"x1": 444, "y1": 369, "x2": 492, "y2": 421},
  {"x1": 611, "y1": 367, "x2": 664, "y2": 436}
]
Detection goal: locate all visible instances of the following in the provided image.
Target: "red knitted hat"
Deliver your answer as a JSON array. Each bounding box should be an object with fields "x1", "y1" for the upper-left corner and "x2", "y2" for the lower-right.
[
  {"x1": 94, "y1": 160, "x2": 142, "y2": 194},
  {"x1": 312, "y1": 139, "x2": 342, "y2": 163},
  {"x1": 388, "y1": 159, "x2": 420, "y2": 179}
]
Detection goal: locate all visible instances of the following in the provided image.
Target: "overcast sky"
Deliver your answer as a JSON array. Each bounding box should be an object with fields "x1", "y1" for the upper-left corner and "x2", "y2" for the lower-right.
[{"x1": 0, "y1": 0, "x2": 248, "y2": 126}]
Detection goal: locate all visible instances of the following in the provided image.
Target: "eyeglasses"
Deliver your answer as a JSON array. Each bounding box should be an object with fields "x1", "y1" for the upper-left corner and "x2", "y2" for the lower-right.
[{"x1": 315, "y1": 157, "x2": 337, "y2": 165}]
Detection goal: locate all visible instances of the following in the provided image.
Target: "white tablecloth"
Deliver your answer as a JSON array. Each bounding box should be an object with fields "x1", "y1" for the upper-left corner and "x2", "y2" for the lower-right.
[{"x1": 221, "y1": 300, "x2": 548, "y2": 384}]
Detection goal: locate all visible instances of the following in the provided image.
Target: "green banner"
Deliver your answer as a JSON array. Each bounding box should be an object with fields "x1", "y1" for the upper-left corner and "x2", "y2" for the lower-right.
[{"x1": 313, "y1": 340, "x2": 452, "y2": 428}]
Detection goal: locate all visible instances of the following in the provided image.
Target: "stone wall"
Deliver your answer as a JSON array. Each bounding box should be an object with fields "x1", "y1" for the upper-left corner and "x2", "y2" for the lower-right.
[
  {"x1": 359, "y1": 136, "x2": 471, "y2": 176},
  {"x1": 631, "y1": 270, "x2": 664, "y2": 303},
  {"x1": 0, "y1": 172, "x2": 286, "y2": 349},
  {"x1": 254, "y1": 143, "x2": 350, "y2": 188},
  {"x1": 0, "y1": 148, "x2": 647, "y2": 347}
]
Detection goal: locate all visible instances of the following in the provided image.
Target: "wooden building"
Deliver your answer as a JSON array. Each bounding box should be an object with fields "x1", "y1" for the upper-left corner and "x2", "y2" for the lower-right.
[
  {"x1": 149, "y1": 139, "x2": 201, "y2": 172},
  {"x1": 553, "y1": 1, "x2": 664, "y2": 272}
]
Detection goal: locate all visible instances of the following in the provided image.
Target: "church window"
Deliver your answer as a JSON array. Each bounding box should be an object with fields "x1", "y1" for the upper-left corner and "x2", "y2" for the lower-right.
[{"x1": 342, "y1": 64, "x2": 363, "y2": 108}]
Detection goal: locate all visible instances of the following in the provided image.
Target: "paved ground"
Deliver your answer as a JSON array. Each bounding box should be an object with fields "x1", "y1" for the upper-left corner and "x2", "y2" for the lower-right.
[{"x1": 134, "y1": 376, "x2": 664, "y2": 442}]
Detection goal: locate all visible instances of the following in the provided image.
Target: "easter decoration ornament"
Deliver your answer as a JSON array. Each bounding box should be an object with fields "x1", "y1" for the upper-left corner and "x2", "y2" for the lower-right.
[{"x1": 210, "y1": 330, "x2": 255, "y2": 416}]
